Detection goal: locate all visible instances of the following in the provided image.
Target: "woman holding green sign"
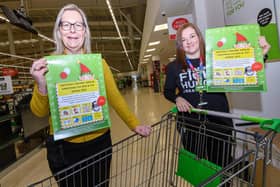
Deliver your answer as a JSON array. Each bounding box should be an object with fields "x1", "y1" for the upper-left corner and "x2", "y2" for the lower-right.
[
  {"x1": 164, "y1": 22, "x2": 270, "y2": 168},
  {"x1": 30, "y1": 4, "x2": 151, "y2": 187}
]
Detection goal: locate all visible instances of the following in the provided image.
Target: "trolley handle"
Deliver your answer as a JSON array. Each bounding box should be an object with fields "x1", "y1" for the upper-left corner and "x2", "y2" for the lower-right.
[{"x1": 170, "y1": 106, "x2": 280, "y2": 133}]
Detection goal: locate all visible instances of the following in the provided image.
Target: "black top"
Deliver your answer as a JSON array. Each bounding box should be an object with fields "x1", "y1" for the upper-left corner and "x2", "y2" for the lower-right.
[{"x1": 164, "y1": 58, "x2": 230, "y2": 113}]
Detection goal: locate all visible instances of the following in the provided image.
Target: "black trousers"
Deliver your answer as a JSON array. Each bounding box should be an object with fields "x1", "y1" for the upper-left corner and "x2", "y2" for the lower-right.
[{"x1": 46, "y1": 130, "x2": 112, "y2": 187}]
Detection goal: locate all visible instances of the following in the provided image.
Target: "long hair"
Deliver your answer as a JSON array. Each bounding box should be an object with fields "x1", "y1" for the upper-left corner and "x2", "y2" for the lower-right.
[
  {"x1": 53, "y1": 4, "x2": 91, "y2": 54},
  {"x1": 176, "y1": 22, "x2": 205, "y2": 70}
]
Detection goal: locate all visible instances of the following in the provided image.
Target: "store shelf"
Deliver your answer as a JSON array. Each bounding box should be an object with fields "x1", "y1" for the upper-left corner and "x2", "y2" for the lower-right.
[{"x1": 0, "y1": 113, "x2": 19, "y2": 122}]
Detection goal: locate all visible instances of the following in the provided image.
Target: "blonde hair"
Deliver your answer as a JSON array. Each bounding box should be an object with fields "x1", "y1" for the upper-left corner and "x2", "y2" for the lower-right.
[{"x1": 53, "y1": 4, "x2": 91, "y2": 54}]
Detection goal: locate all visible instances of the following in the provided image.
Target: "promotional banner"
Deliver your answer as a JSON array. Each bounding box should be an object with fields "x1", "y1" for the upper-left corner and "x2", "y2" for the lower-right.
[
  {"x1": 223, "y1": 0, "x2": 280, "y2": 60},
  {"x1": 205, "y1": 24, "x2": 267, "y2": 92},
  {"x1": 0, "y1": 76, "x2": 13, "y2": 95},
  {"x1": 167, "y1": 14, "x2": 193, "y2": 40},
  {"x1": 45, "y1": 54, "x2": 111, "y2": 140}
]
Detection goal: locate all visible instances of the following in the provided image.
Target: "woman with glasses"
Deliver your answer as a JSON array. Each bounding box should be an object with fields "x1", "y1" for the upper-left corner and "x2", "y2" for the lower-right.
[{"x1": 30, "y1": 4, "x2": 151, "y2": 187}]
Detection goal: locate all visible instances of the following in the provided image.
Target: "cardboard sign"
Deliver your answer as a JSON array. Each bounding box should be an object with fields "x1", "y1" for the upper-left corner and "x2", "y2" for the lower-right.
[
  {"x1": 205, "y1": 24, "x2": 267, "y2": 92},
  {"x1": 45, "y1": 54, "x2": 111, "y2": 140}
]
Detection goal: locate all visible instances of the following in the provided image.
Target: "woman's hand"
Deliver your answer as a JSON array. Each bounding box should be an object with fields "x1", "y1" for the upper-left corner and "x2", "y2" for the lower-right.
[
  {"x1": 30, "y1": 58, "x2": 48, "y2": 95},
  {"x1": 134, "y1": 125, "x2": 152, "y2": 137},
  {"x1": 175, "y1": 96, "x2": 192, "y2": 112},
  {"x1": 259, "y1": 36, "x2": 271, "y2": 55}
]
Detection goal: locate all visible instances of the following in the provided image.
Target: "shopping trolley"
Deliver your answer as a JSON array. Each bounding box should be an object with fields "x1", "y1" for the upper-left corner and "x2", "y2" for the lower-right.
[{"x1": 28, "y1": 107, "x2": 280, "y2": 187}]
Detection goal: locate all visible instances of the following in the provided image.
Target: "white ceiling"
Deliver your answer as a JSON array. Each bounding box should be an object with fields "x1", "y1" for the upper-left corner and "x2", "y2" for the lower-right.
[{"x1": 139, "y1": 0, "x2": 193, "y2": 65}]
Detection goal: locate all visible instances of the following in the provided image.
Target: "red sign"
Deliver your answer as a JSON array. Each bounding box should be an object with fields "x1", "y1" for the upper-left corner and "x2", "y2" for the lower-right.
[
  {"x1": 172, "y1": 18, "x2": 189, "y2": 30},
  {"x1": 169, "y1": 34, "x2": 176, "y2": 40},
  {"x1": 2, "y1": 68, "x2": 18, "y2": 77},
  {"x1": 168, "y1": 14, "x2": 192, "y2": 40}
]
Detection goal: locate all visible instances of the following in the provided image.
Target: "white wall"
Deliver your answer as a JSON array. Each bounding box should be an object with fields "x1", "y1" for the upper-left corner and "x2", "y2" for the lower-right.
[
  {"x1": 193, "y1": 0, "x2": 225, "y2": 35},
  {"x1": 229, "y1": 62, "x2": 280, "y2": 118},
  {"x1": 139, "y1": 0, "x2": 160, "y2": 65}
]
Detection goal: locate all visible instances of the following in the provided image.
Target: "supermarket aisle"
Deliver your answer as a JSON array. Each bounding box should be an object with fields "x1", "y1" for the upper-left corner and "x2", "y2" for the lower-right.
[{"x1": 0, "y1": 87, "x2": 174, "y2": 187}]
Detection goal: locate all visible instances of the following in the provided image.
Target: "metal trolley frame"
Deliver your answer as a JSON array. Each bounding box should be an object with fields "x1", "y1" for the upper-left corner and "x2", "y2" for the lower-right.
[{"x1": 28, "y1": 108, "x2": 280, "y2": 187}]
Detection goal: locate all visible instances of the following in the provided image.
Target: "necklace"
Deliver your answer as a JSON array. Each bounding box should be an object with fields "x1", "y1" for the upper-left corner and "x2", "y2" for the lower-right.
[
  {"x1": 185, "y1": 56, "x2": 208, "y2": 109},
  {"x1": 185, "y1": 56, "x2": 204, "y2": 85}
]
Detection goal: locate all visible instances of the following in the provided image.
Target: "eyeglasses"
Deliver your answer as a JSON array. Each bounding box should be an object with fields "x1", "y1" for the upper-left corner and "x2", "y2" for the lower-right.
[{"x1": 60, "y1": 21, "x2": 85, "y2": 31}]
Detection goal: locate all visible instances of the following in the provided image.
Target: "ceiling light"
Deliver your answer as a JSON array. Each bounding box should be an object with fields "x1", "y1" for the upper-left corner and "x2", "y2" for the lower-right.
[
  {"x1": 106, "y1": 0, "x2": 134, "y2": 70},
  {"x1": 168, "y1": 57, "x2": 176, "y2": 62},
  {"x1": 144, "y1": 54, "x2": 152, "y2": 58},
  {"x1": 143, "y1": 58, "x2": 149, "y2": 61},
  {"x1": 148, "y1": 41, "x2": 160, "y2": 46},
  {"x1": 0, "y1": 15, "x2": 9, "y2": 22},
  {"x1": 154, "y1": 23, "x2": 168, "y2": 32},
  {"x1": 146, "y1": 48, "x2": 156, "y2": 52}
]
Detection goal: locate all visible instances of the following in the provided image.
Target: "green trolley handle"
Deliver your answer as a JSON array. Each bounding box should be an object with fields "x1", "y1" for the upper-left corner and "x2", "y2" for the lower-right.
[{"x1": 170, "y1": 106, "x2": 280, "y2": 133}]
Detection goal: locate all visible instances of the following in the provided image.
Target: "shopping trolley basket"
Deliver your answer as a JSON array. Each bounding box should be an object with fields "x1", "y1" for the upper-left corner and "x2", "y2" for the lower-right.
[
  {"x1": 28, "y1": 107, "x2": 280, "y2": 187},
  {"x1": 173, "y1": 107, "x2": 280, "y2": 187}
]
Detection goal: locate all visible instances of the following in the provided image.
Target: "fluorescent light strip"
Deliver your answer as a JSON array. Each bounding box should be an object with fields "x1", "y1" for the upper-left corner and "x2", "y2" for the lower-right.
[
  {"x1": 148, "y1": 41, "x2": 160, "y2": 46},
  {"x1": 146, "y1": 48, "x2": 156, "y2": 52},
  {"x1": 106, "y1": 0, "x2": 134, "y2": 70},
  {"x1": 143, "y1": 58, "x2": 149, "y2": 61},
  {"x1": 0, "y1": 15, "x2": 10, "y2": 22},
  {"x1": 144, "y1": 54, "x2": 152, "y2": 58},
  {"x1": 154, "y1": 23, "x2": 168, "y2": 32}
]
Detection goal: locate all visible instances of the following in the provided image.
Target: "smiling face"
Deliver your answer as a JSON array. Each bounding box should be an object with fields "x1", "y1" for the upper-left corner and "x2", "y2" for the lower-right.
[
  {"x1": 181, "y1": 27, "x2": 200, "y2": 59},
  {"x1": 60, "y1": 10, "x2": 85, "y2": 54}
]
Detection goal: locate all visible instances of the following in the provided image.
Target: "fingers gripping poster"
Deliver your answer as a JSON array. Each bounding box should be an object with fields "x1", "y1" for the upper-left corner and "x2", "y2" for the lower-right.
[
  {"x1": 46, "y1": 54, "x2": 111, "y2": 140},
  {"x1": 205, "y1": 24, "x2": 267, "y2": 92}
]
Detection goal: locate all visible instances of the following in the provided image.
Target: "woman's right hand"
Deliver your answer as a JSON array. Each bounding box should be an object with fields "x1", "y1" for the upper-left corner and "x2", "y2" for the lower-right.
[
  {"x1": 30, "y1": 58, "x2": 48, "y2": 95},
  {"x1": 175, "y1": 96, "x2": 192, "y2": 112}
]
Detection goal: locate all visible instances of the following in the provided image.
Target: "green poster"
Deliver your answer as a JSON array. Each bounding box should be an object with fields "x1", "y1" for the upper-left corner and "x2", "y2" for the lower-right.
[
  {"x1": 45, "y1": 54, "x2": 111, "y2": 140},
  {"x1": 205, "y1": 24, "x2": 267, "y2": 92}
]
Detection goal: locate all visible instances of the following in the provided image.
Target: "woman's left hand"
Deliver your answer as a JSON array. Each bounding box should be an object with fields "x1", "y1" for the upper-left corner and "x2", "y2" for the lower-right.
[
  {"x1": 259, "y1": 36, "x2": 271, "y2": 55},
  {"x1": 134, "y1": 125, "x2": 152, "y2": 137}
]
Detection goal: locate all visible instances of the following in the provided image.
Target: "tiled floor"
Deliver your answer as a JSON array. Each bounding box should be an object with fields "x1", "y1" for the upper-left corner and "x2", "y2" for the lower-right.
[{"x1": 0, "y1": 87, "x2": 174, "y2": 187}]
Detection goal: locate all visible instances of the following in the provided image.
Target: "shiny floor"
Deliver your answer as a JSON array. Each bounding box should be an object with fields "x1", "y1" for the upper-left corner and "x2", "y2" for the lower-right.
[{"x1": 0, "y1": 87, "x2": 174, "y2": 187}]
